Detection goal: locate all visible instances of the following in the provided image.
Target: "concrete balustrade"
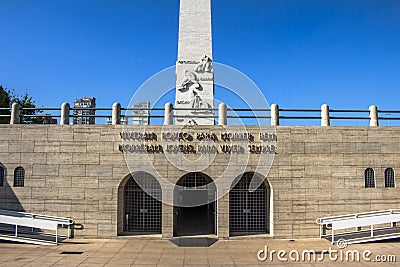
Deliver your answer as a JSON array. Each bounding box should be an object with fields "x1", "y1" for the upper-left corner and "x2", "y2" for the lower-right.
[
  {"x1": 60, "y1": 102, "x2": 70, "y2": 125},
  {"x1": 321, "y1": 104, "x2": 330, "y2": 126},
  {"x1": 271, "y1": 104, "x2": 279, "y2": 126},
  {"x1": 112, "y1": 102, "x2": 121, "y2": 125},
  {"x1": 6, "y1": 102, "x2": 386, "y2": 127},
  {"x1": 10, "y1": 103, "x2": 20, "y2": 124},
  {"x1": 164, "y1": 103, "x2": 173, "y2": 125},
  {"x1": 218, "y1": 103, "x2": 227, "y2": 126},
  {"x1": 369, "y1": 105, "x2": 379, "y2": 127}
]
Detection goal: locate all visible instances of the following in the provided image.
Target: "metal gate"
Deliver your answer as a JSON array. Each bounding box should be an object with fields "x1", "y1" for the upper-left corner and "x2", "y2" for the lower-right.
[
  {"x1": 174, "y1": 172, "x2": 216, "y2": 236},
  {"x1": 229, "y1": 172, "x2": 269, "y2": 235},
  {"x1": 124, "y1": 173, "x2": 162, "y2": 233}
]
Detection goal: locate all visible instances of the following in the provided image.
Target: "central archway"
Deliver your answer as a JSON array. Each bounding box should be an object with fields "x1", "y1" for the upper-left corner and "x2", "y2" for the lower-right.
[{"x1": 173, "y1": 172, "x2": 216, "y2": 237}]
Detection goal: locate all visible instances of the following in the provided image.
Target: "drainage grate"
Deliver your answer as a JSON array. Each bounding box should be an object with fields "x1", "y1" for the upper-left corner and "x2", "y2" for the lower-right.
[
  {"x1": 170, "y1": 237, "x2": 218, "y2": 247},
  {"x1": 14, "y1": 258, "x2": 27, "y2": 261},
  {"x1": 60, "y1": 251, "x2": 84, "y2": 255}
]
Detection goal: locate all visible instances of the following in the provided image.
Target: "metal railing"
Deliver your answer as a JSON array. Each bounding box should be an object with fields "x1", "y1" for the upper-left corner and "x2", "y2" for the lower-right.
[
  {"x1": 0, "y1": 209, "x2": 74, "y2": 245},
  {"x1": 316, "y1": 209, "x2": 400, "y2": 245},
  {"x1": 1, "y1": 103, "x2": 400, "y2": 126}
]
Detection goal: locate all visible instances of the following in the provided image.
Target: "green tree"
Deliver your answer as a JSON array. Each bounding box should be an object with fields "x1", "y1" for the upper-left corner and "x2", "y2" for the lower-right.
[
  {"x1": 0, "y1": 85, "x2": 43, "y2": 124},
  {"x1": 10, "y1": 89, "x2": 43, "y2": 124},
  {"x1": 0, "y1": 85, "x2": 11, "y2": 124}
]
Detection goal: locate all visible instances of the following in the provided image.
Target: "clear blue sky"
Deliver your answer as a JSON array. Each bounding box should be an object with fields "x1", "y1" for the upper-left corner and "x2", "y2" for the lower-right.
[{"x1": 1, "y1": 0, "x2": 399, "y2": 114}]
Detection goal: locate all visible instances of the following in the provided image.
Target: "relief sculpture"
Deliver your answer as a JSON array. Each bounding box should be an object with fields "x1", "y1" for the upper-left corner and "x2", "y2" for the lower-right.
[
  {"x1": 177, "y1": 70, "x2": 202, "y2": 92},
  {"x1": 195, "y1": 55, "x2": 213, "y2": 73},
  {"x1": 175, "y1": 55, "x2": 214, "y2": 125}
]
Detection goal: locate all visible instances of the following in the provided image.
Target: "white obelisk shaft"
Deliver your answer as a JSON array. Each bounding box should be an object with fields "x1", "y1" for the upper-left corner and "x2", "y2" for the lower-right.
[{"x1": 175, "y1": 0, "x2": 214, "y2": 125}]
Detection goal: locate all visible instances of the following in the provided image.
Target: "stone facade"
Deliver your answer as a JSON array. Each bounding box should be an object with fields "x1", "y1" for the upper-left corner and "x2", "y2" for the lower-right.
[{"x1": 0, "y1": 124, "x2": 400, "y2": 239}]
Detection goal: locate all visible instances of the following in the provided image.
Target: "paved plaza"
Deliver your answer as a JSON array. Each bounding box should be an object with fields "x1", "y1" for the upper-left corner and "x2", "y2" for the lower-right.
[{"x1": 0, "y1": 238, "x2": 399, "y2": 266}]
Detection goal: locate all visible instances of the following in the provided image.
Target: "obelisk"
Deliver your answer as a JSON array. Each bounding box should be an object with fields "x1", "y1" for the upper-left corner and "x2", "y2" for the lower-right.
[{"x1": 175, "y1": 0, "x2": 214, "y2": 125}]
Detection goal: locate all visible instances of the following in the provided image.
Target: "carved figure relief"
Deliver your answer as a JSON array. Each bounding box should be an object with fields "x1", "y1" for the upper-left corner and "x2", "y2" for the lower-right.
[
  {"x1": 187, "y1": 119, "x2": 198, "y2": 125},
  {"x1": 177, "y1": 70, "x2": 203, "y2": 92},
  {"x1": 195, "y1": 55, "x2": 213, "y2": 73},
  {"x1": 191, "y1": 91, "x2": 211, "y2": 111},
  {"x1": 176, "y1": 55, "x2": 214, "y2": 124}
]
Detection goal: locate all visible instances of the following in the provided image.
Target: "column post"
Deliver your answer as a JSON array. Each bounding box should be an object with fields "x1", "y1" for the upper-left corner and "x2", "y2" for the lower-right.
[
  {"x1": 369, "y1": 105, "x2": 379, "y2": 127},
  {"x1": 10, "y1": 103, "x2": 20, "y2": 124},
  {"x1": 164, "y1": 102, "x2": 173, "y2": 125},
  {"x1": 218, "y1": 103, "x2": 227, "y2": 125},
  {"x1": 321, "y1": 104, "x2": 330, "y2": 126},
  {"x1": 112, "y1": 102, "x2": 121, "y2": 125},
  {"x1": 271, "y1": 104, "x2": 279, "y2": 126},
  {"x1": 60, "y1": 102, "x2": 70, "y2": 125}
]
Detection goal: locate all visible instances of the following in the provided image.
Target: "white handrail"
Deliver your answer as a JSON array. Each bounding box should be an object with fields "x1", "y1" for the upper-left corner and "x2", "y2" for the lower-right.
[
  {"x1": 0, "y1": 209, "x2": 73, "y2": 225},
  {"x1": 0, "y1": 209, "x2": 74, "y2": 245},
  {"x1": 316, "y1": 209, "x2": 400, "y2": 245},
  {"x1": 316, "y1": 209, "x2": 400, "y2": 224}
]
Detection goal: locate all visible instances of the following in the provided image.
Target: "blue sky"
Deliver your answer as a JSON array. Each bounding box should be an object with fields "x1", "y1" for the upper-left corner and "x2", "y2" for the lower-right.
[{"x1": 1, "y1": 0, "x2": 399, "y2": 124}]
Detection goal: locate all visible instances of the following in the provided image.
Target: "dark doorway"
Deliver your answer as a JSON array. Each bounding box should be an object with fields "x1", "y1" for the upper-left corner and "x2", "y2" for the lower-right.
[
  {"x1": 229, "y1": 172, "x2": 270, "y2": 236},
  {"x1": 174, "y1": 173, "x2": 216, "y2": 237},
  {"x1": 123, "y1": 172, "x2": 162, "y2": 234}
]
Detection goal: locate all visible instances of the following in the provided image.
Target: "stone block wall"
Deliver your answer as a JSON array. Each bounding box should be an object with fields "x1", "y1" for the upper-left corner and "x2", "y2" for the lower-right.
[
  {"x1": 272, "y1": 127, "x2": 400, "y2": 238},
  {"x1": 0, "y1": 125, "x2": 399, "y2": 239}
]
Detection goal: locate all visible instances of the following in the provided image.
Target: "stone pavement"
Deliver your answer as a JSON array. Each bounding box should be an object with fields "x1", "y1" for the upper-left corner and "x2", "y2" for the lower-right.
[{"x1": 0, "y1": 238, "x2": 399, "y2": 266}]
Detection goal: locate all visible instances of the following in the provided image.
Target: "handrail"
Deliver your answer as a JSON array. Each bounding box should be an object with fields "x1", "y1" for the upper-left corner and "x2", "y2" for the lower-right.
[
  {"x1": 229, "y1": 108, "x2": 271, "y2": 112},
  {"x1": 280, "y1": 108, "x2": 321, "y2": 112},
  {"x1": 379, "y1": 110, "x2": 400, "y2": 113},
  {"x1": 330, "y1": 109, "x2": 369, "y2": 113},
  {"x1": 0, "y1": 209, "x2": 74, "y2": 245},
  {"x1": 316, "y1": 209, "x2": 400, "y2": 224},
  {"x1": 17, "y1": 107, "x2": 61, "y2": 111},
  {"x1": 316, "y1": 209, "x2": 400, "y2": 245},
  {"x1": 0, "y1": 209, "x2": 73, "y2": 224},
  {"x1": 122, "y1": 107, "x2": 165, "y2": 111},
  {"x1": 1, "y1": 104, "x2": 400, "y2": 125}
]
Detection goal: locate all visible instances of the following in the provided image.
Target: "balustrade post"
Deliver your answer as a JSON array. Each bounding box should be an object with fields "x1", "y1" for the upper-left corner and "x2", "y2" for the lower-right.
[
  {"x1": 164, "y1": 102, "x2": 173, "y2": 125},
  {"x1": 112, "y1": 102, "x2": 121, "y2": 125},
  {"x1": 271, "y1": 104, "x2": 279, "y2": 126},
  {"x1": 321, "y1": 104, "x2": 330, "y2": 126},
  {"x1": 10, "y1": 103, "x2": 20, "y2": 124},
  {"x1": 218, "y1": 103, "x2": 227, "y2": 125},
  {"x1": 369, "y1": 105, "x2": 379, "y2": 127},
  {"x1": 60, "y1": 102, "x2": 70, "y2": 125}
]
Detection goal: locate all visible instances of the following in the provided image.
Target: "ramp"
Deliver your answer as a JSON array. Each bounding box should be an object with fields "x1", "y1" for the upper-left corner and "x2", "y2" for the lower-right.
[
  {"x1": 0, "y1": 209, "x2": 74, "y2": 245},
  {"x1": 316, "y1": 209, "x2": 400, "y2": 245}
]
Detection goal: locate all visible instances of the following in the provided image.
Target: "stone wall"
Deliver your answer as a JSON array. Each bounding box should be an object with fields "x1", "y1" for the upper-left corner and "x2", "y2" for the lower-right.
[
  {"x1": 272, "y1": 127, "x2": 400, "y2": 238},
  {"x1": 0, "y1": 125, "x2": 399, "y2": 239}
]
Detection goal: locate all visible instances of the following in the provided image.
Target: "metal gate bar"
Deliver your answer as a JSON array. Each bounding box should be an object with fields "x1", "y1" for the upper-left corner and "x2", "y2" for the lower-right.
[
  {"x1": 124, "y1": 173, "x2": 161, "y2": 233},
  {"x1": 229, "y1": 173, "x2": 268, "y2": 235}
]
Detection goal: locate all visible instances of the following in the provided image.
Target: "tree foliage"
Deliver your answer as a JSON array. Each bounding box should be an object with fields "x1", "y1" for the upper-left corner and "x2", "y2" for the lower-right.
[
  {"x1": 0, "y1": 85, "x2": 11, "y2": 124},
  {"x1": 0, "y1": 85, "x2": 43, "y2": 124}
]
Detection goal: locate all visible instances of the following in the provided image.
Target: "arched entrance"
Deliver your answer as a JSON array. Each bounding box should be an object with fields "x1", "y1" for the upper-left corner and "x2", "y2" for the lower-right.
[
  {"x1": 122, "y1": 172, "x2": 162, "y2": 234},
  {"x1": 173, "y1": 172, "x2": 216, "y2": 237},
  {"x1": 229, "y1": 172, "x2": 270, "y2": 236}
]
